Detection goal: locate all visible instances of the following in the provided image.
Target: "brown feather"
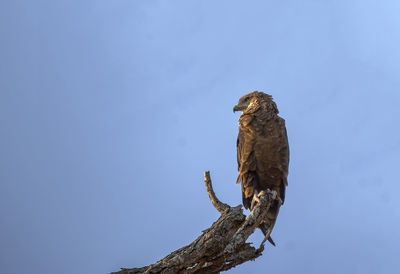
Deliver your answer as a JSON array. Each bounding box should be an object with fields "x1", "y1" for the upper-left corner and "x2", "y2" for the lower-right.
[{"x1": 235, "y1": 91, "x2": 289, "y2": 243}]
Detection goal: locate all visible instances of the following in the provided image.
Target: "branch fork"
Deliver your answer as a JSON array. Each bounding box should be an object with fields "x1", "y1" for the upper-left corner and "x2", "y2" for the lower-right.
[{"x1": 113, "y1": 171, "x2": 280, "y2": 274}]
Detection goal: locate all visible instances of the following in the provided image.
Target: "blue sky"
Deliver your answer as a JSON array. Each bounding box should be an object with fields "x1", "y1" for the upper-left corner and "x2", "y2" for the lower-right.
[{"x1": 1, "y1": 1, "x2": 400, "y2": 273}]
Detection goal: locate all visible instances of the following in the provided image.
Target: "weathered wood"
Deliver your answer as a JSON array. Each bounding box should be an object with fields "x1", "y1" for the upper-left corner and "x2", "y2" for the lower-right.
[
  {"x1": 112, "y1": 172, "x2": 279, "y2": 274},
  {"x1": 204, "y1": 171, "x2": 230, "y2": 214}
]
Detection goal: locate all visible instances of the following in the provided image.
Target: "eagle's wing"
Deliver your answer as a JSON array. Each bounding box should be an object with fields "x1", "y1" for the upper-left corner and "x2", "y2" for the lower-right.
[
  {"x1": 278, "y1": 118, "x2": 290, "y2": 203},
  {"x1": 236, "y1": 128, "x2": 243, "y2": 175},
  {"x1": 281, "y1": 121, "x2": 290, "y2": 179},
  {"x1": 236, "y1": 122, "x2": 257, "y2": 210}
]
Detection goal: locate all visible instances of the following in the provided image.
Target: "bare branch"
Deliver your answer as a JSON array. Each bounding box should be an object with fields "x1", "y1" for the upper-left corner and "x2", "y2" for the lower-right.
[
  {"x1": 224, "y1": 190, "x2": 274, "y2": 254},
  {"x1": 204, "y1": 171, "x2": 230, "y2": 213},
  {"x1": 112, "y1": 172, "x2": 279, "y2": 274}
]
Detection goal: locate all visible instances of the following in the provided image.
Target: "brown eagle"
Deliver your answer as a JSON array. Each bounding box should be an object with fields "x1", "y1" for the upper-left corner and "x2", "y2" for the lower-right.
[{"x1": 233, "y1": 91, "x2": 289, "y2": 246}]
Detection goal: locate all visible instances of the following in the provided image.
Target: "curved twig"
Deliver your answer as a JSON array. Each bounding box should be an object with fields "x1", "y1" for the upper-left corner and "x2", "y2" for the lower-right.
[{"x1": 204, "y1": 171, "x2": 230, "y2": 213}]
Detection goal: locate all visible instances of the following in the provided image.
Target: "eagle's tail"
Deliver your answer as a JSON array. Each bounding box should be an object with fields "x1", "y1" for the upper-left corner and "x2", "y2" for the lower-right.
[
  {"x1": 258, "y1": 202, "x2": 281, "y2": 247},
  {"x1": 259, "y1": 222, "x2": 276, "y2": 246}
]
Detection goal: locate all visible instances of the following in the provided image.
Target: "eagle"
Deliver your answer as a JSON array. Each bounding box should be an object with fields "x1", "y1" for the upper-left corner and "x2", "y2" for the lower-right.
[{"x1": 233, "y1": 91, "x2": 289, "y2": 246}]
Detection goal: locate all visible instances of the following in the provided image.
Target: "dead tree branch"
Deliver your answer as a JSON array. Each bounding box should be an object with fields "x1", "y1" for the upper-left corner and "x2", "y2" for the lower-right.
[
  {"x1": 112, "y1": 171, "x2": 279, "y2": 274},
  {"x1": 204, "y1": 171, "x2": 230, "y2": 214}
]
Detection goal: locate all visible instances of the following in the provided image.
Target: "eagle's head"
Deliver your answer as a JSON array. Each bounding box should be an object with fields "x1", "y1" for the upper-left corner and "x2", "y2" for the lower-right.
[{"x1": 233, "y1": 91, "x2": 278, "y2": 114}]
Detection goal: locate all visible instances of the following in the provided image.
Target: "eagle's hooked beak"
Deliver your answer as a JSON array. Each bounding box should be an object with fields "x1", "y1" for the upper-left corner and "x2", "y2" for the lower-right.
[{"x1": 233, "y1": 103, "x2": 247, "y2": 113}]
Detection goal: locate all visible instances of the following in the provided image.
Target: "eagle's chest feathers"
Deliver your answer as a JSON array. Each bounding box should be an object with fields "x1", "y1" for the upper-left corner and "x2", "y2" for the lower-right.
[
  {"x1": 239, "y1": 112, "x2": 284, "y2": 182},
  {"x1": 239, "y1": 112, "x2": 276, "y2": 136}
]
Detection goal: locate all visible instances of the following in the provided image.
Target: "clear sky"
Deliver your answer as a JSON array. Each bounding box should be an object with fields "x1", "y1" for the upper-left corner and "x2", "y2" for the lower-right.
[{"x1": 1, "y1": 1, "x2": 400, "y2": 274}]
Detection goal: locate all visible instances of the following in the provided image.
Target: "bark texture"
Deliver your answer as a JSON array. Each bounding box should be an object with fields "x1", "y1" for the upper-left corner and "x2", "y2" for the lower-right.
[{"x1": 112, "y1": 171, "x2": 280, "y2": 274}]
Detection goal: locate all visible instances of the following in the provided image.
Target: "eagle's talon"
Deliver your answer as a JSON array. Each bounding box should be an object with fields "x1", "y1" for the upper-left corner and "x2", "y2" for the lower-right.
[
  {"x1": 250, "y1": 194, "x2": 260, "y2": 210},
  {"x1": 257, "y1": 190, "x2": 266, "y2": 198},
  {"x1": 259, "y1": 189, "x2": 283, "y2": 204},
  {"x1": 268, "y1": 189, "x2": 277, "y2": 198}
]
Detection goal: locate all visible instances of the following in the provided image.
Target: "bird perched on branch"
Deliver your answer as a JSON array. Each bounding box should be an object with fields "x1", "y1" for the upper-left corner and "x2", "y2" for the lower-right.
[{"x1": 233, "y1": 91, "x2": 289, "y2": 246}]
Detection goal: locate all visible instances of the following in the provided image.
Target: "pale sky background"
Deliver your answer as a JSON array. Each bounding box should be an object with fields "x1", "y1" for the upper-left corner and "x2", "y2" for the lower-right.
[{"x1": 1, "y1": 1, "x2": 400, "y2": 274}]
